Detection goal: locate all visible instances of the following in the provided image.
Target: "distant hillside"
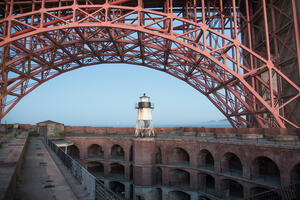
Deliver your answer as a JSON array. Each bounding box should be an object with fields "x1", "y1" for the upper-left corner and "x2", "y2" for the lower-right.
[{"x1": 197, "y1": 119, "x2": 232, "y2": 128}]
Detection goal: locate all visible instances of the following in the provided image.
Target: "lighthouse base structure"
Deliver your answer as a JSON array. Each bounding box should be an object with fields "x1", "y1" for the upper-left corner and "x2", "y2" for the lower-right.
[{"x1": 135, "y1": 120, "x2": 155, "y2": 137}]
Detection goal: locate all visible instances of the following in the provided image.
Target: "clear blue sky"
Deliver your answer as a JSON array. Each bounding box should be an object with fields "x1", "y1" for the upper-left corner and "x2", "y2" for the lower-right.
[{"x1": 3, "y1": 64, "x2": 225, "y2": 127}]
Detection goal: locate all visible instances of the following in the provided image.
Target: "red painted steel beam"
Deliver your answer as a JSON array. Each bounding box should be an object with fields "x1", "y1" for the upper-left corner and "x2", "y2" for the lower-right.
[{"x1": 0, "y1": 1, "x2": 299, "y2": 128}]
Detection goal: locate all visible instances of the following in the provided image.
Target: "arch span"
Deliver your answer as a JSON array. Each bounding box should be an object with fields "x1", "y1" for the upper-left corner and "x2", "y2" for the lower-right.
[
  {"x1": 87, "y1": 161, "x2": 104, "y2": 178},
  {"x1": 251, "y1": 156, "x2": 280, "y2": 186},
  {"x1": 198, "y1": 149, "x2": 214, "y2": 170},
  {"x1": 168, "y1": 169, "x2": 190, "y2": 188},
  {"x1": 291, "y1": 162, "x2": 300, "y2": 184},
  {"x1": 198, "y1": 173, "x2": 215, "y2": 195},
  {"x1": 168, "y1": 147, "x2": 190, "y2": 166},
  {"x1": 110, "y1": 144, "x2": 125, "y2": 160},
  {"x1": 0, "y1": 1, "x2": 299, "y2": 128},
  {"x1": 220, "y1": 179, "x2": 243, "y2": 199},
  {"x1": 110, "y1": 162, "x2": 125, "y2": 179},
  {"x1": 87, "y1": 144, "x2": 104, "y2": 159},
  {"x1": 221, "y1": 152, "x2": 243, "y2": 177},
  {"x1": 67, "y1": 144, "x2": 80, "y2": 159}
]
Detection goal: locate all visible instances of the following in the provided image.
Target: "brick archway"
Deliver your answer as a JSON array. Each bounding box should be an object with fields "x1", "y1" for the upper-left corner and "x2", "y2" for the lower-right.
[
  {"x1": 251, "y1": 156, "x2": 281, "y2": 186},
  {"x1": 168, "y1": 147, "x2": 190, "y2": 166},
  {"x1": 87, "y1": 144, "x2": 104, "y2": 159}
]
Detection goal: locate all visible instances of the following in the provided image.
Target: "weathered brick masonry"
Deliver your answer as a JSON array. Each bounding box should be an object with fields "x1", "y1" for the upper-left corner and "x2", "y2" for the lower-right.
[{"x1": 60, "y1": 127, "x2": 300, "y2": 200}]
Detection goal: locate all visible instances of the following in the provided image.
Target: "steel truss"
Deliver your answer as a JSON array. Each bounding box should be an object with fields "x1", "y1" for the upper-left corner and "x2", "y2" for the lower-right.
[{"x1": 0, "y1": 0, "x2": 299, "y2": 128}]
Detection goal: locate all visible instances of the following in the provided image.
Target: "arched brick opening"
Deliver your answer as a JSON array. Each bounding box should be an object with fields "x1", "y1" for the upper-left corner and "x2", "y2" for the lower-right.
[
  {"x1": 67, "y1": 144, "x2": 80, "y2": 159},
  {"x1": 168, "y1": 147, "x2": 189, "y2": 166},
  {"x1": 250, "y1": 187, "x2": 268, "y2": 196},
  {"x1": 168, "y1": 191, "x2": 190, "y2": 200},
  {"x1": 290, "y1": 162, "x2": 300, "y2": 184},
  {"x1": 251, "y1": 156, "x2": 280, "y2": 186},
  {"x1": 111, "y1": 144, "x2": 125, "y2": 161},
  {"x1": 130, "y1": 145, "x2": 133, "y2": 162},
  {"x1": 168, "y1": 169, "x2": 190, "y2": 188},
  {"x1": 198, "y1": 149, "x2": 214, "y2": 171},
  {"x1": 155, "y1": 147, "x2": 162, "y2": 164},
  {"x1": 87, "y1": 161, "x2": 104, "y2": 178},
  {"x1": 221, "y1": 152, "x2": 243, "y2": 177},
  {"x1": 110, "y1": 163, "x2": 125, "y2": 179},
  {"x1": 155, "y1": 167, "x2": 162, "y2": 185},
  {"x1": 87, "y1": 144, "x2": 104, "y2": 159},
  {"x1": 198, "y1": 173, "x2": 215, "y2": 195},
  {"x1": 154, "y1": 188, "x2": 162, "y2": 200},
  {"x1": 221, "y1": 179, "x2": 243, "y2": 200},
  {"x1": 109, "y1": 181, "x2": 125, "y2": 198}
]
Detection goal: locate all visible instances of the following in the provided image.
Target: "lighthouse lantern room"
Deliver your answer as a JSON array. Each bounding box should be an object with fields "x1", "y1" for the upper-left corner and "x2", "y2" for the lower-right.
[{"x1": 135, "y1": 93, "x2": 155, "y2": 137}]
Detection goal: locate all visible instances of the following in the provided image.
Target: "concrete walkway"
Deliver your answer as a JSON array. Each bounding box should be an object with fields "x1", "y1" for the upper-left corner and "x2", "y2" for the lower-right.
[
  {"x1": 15, "y1": 137, "x2": 77, "y2": 200},
  {"x1": 45, "y1": 139, "x2": 93, "y2": 200}
]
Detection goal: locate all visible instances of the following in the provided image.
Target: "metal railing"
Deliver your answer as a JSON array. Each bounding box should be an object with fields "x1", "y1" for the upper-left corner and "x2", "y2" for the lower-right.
[
  {"x1": 220, "y1": 167, "x2": 243, "y2": 177},
  {"x1": 45, "y1": 137, "x2": 123, "y2": 200},
  {"x1": 199, "y1": 187, "x2": 215, "y2": 195},
  {"x1": 198, "y1": 164, "x2": 214, "y2": 171},
  {"x1": 246, "y1": 182, "x2": 300, "y2": 200},
  {"x1": 251, "y1": 175, "x2": 281, "y2": 186}
]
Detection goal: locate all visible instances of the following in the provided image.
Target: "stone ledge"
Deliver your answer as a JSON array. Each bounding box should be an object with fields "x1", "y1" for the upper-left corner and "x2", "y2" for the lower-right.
[
  {"x1": 273, "y1": 135, "x2": 299, "y2": 141},
  {"x1": 241, "y1": 134, "x2": 264, "y2": 140},
  {"x1": 0, "y1": 132, "x2": 28, "y2": 200},
  {"x1": 197, "y1": 132, "x2": 215, "y2": 137},
  {"x1": 215, "y1": 133, "x2": 236, "y2": 138}
]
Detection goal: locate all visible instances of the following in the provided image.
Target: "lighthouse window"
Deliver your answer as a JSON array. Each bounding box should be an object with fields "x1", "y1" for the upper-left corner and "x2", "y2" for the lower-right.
[{"x1": 140, "y1": 97, "x2": 149, "y2": 102}]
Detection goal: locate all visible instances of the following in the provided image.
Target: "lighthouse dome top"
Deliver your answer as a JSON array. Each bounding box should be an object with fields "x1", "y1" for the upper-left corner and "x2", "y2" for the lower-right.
[{"x1": 139, "y1": 93, "x2": 150, "y2": 102}]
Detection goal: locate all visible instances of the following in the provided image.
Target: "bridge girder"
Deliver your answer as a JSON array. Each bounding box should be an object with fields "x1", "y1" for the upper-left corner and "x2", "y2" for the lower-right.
[{"x1": 0, "y1": 0, "x2": 299, "y2": 128}]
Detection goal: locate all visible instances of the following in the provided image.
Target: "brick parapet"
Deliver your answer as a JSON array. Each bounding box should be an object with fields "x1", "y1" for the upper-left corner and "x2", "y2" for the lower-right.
[{"x1": 65, "y1": 135, "x2": 300, "y2": 199}]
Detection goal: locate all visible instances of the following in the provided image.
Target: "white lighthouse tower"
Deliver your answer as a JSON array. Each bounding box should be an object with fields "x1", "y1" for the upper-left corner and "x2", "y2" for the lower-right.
[{"x1": 135, "y1": 93, "x2": 155, "y2": 137}]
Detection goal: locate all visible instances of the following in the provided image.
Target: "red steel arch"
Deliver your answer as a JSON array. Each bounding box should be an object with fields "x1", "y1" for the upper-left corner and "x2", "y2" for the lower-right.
[{"x1": 0, "y1": 0, "x2": 299, "y2": 128}]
